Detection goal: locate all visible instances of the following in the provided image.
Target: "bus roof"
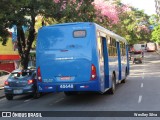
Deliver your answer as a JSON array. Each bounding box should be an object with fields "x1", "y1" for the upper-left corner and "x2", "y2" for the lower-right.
[
  {"x1": 41, "y1": 22, "x2": 127, "y2": 44},
  {"x1": 94, "y1": 23, "x2": 127, "y2": 43}
]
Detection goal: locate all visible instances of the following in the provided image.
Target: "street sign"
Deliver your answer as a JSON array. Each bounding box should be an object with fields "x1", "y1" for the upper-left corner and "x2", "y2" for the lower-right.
[{"x1": 149, "y1": 25, "x2": 154, "y2": 30}]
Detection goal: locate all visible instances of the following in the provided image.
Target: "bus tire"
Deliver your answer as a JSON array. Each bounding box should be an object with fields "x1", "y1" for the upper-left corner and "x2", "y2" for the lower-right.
[
  {"x1": 108, "y1": 74, "x2": 116, "y2": 94},
  {"x1": 121, "y1": 68, "x2": 127, "y2": 83},
  {"x1": 64, "y1": 92, "x2": 78, "y2": 96},
  {"x1": 33, "y1": 88, "x2": 42, "y2": 99},
  {"x1": 5, "y1": 94, "x2": 13, "y2": 100}
]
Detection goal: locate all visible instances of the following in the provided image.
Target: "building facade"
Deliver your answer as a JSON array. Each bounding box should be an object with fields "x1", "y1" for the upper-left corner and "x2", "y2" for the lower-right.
[
  {"x1": 155, "y1": 0, "x2": 160, "y2": 16},
  {"x1": 0, "y1": 38, "x2": 20, "y2": 73}
]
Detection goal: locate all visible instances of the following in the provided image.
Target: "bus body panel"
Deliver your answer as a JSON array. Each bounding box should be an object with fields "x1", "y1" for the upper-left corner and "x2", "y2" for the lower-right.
[
  {"x1": 38, "y1": 50, "x2": 91, "y2": 83},
  {"x1": 121, "y1": 56, "x2": 127, "y2": 79},
  {"x1": 36, "y1": 22, "x2": 129, "y2": 93},
  {"x1": 37, "y1": 23, "x2": 102, "y2": 92},
  {"x1": 114, "y1": 46, "x2": 127, "y2": 82}
]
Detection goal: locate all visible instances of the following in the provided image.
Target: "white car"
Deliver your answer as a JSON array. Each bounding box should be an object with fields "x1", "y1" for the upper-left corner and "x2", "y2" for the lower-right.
[{"x1": 133, "y1": 44, "x2": 146, "y2": 54}]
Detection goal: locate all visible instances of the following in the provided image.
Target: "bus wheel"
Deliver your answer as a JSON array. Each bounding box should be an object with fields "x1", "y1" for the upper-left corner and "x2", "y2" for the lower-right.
[
  {"x1": 108, "y1": 74, "x2": 116, "y2": 94},
  {"x1": 33, "y1": 89, "x2": 42, "y2": 99},
  {"x1": 64, "y1": 92, "x2": 78, "y2": 96},
  {"x1": 5, "y1": 94, "x2": 13, "y2": 100}
]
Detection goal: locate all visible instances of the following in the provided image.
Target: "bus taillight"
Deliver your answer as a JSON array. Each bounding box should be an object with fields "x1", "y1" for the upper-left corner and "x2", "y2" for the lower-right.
[
  {"x1": 37, "y1": 67, "x2": 42, "y2": 82},
  {"x1": 90, "y1": 64, "x2": 97, "y2": 80}
]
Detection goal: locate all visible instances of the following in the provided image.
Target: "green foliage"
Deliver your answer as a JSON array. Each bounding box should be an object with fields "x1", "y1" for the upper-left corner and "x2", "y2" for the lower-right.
[
  {"x1": 111, "y1": 3, "x2": 151, "y2": 44},
  {"x1": 151, "y1": 24, "x2": 160, "y2": 43},
  {"x1": 0, "y1": 0, "x2": 55, "y2": 69},
  {"x1": 0, "y1": 0, "x2": 156, "y2": 68},
  {"x1": 149, "y1": 14, "x2": 159, "y2": 25},
  {"x1": 0, "y1": 0, "x2": 95, "y2": 69},
  {"x1": 44, "y1": 0, "x2": 95, "y2": 23}
]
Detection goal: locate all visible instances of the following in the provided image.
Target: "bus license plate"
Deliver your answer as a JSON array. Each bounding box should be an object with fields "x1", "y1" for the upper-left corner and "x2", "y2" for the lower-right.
[{"x1": 60, "y1": 84, "x2": 74, "y2": 89}]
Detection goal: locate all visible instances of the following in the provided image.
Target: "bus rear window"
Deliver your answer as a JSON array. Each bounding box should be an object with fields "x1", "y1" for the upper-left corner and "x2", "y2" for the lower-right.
[{"x1": 73, "y1": 30, "x2": 86, "y2": 38}]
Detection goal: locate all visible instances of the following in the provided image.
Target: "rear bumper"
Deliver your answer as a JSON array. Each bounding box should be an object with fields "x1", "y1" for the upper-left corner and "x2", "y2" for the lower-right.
[
  {"x1": 37, "y1": 81, "x2": 100, "y2": 92},
  {"x1": 147, "y1": 50, "x2": 155, "y2": 52},
  {"x1": 4, "y1": 86, "x2": 35, "y2": 95},
  {"x1": 134, "y1": 51, "x2": 142, "y2": 54}
]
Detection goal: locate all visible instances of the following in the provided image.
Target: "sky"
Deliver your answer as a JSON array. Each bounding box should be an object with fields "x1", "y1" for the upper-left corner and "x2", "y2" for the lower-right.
[{"x1": 121, "y1": 0, "x2": 156, "y2": 15}]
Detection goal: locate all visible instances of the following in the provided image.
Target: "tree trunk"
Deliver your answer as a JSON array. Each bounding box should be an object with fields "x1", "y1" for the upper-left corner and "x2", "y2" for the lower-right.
[
  {"x1": 17, "y1": 24, "x2": 26, "y2": 69},
  {"x1": 17, "y1": 16, "x2": 35, "y2": 70}
]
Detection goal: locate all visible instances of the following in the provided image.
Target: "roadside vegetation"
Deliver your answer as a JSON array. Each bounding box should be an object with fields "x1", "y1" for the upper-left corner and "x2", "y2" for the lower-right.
[{"x1": 0, "y1": 0, "x2": 159, "y2": 69}]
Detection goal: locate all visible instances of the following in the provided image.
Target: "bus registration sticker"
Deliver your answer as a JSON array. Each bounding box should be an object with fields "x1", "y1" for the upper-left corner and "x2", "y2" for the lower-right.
[
  {"x1": 60, "y1": 84, "x2": 74, "y2": 89},
  {"x1": 60, "y1": 76, "x2": 71, "y2": 80}
]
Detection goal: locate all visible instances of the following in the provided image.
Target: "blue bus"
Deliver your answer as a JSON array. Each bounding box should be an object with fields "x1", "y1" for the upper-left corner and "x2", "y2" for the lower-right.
[{"x1": 36, "y1": 22, "x2": 130, "y2": 95}]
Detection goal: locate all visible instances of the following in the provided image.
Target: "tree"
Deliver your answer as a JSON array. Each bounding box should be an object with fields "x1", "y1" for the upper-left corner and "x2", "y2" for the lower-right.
[
  {"x1": 110, "y1": 1, "x2": 151, "y2": 44},
  {"x1": 0, "y1": 0, "x2": 55, "y2": 69},
  {"x1": 0, "y1": 1, "x2": 12, "y2": 46},
  {"x1": 0, "y1": 0, "x2": 95, "y2": 69},
  {"x1": 0, "y1": 0, "x2": 153, "y2": 69},
  {"x1": 92, "y1": 0, "x2": 119, "y2": 26},
  {"x1": 151, "y1": 24, "x2": 160, "y2": 43},
  {"x1": 45, "y1": 0, "x2": 95, "y2": 23}
]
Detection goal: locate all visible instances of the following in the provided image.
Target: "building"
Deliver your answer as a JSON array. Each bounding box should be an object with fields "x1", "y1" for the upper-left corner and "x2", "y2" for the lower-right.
[
  {"x1": 0, "y1": 38, "x2": 20, "y2": 73},
  {"x1": 155, "y1": 0, "x2": 160, "y2": 16}
]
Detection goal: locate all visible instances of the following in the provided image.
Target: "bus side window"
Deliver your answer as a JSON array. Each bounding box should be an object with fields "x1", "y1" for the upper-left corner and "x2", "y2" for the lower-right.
[
  {"x1": 108, "y1": 37, "x2": 117, "y2": 57},
  {"x1": 120, "y1": 42, "x2": 126, "y2": 56},
  {"x1": 124, "y1": 43, "x2": 126, "y2": 55},
  {"x1": 108, "y1": 37, "x2": 111, "y2": 56},
  {"x1": 97, "y1": 37, "x2": 104, "y2": 61},
  {"x1": 112, "y1": 38, "x2": 117, "y2": 56}
]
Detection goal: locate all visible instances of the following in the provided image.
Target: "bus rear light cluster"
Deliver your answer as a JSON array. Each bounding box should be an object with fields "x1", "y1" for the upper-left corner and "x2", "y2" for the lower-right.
[
  {"x1": 90, "y1": 64, "x2": 97, "y2": 80},
  {"x1": 37, "y1": 67, "x2": 42, "y2": 82}
]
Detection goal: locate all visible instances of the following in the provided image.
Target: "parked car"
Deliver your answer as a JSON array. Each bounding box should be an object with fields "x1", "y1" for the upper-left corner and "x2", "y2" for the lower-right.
[
  {"x1": 4, "y1": 69, "x2": 41, "y2": 100},
  {"x1": 146, "y1": 42, "x2": 157, "y2": 52},
  {"x1": 0, "y1": 70, "x2": 10, "y2": 88}
]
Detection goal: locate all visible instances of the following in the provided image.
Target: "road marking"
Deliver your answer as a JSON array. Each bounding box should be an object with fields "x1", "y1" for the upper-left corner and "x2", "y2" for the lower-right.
[
  {"x1": 142, "y1": 70, "x2": 144, "y2": 79},
  {"x1": 54, "y1": 98, "x2": 64, "y2": 103},
  {"x1": 141, "y1": 83, "x2": 143, "y2": 88},
  {"x1": 138, "y1": 95, "x2": 142, "y2": 103},
  {"x1": 24, "y1": 98, "x2": 33, "y2": 102}
]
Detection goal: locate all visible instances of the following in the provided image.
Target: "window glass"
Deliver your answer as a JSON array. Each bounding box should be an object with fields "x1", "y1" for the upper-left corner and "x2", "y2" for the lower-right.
[
  {"x1": 97, "y1": 37, "x2": 104, "y2": 61},
  {"x1": 108, "y1": 37, "x2": 117, "y2": 56},
  {"x1": 120, "y1": 42, "x2": 126, "y2": 56},
  {"x1": 9, "y1": 72, "x2": 32, "y2": 80},
  {"x1": 73, "y1": 30, "x2": 86, "y2": 38}
]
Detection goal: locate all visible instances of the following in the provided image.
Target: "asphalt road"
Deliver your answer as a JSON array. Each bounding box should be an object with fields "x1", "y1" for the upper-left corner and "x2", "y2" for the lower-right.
[{"x1": 0, "y1": 52, "x2": 160, "y2": 120}]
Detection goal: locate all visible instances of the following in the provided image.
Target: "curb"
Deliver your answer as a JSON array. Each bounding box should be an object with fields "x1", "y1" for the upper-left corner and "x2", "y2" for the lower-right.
[
  {"x1": 0, "y1": 95, "x2": 5, "y2": 99},
  {"x1": 156, "y1": 51, "x2": 160, "y2": 55},
  {"x1": 0, "y1": 87, "x2": 4, "y2": 90},
  {"x1": 0, "y1": 89, "x2": 5, "y2": 99}
]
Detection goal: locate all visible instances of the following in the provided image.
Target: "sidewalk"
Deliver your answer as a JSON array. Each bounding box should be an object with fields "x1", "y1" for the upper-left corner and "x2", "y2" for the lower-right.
[
  {"x1": 0, "y1": 88, "x2": 5, "y2": 98},
  {"x1": 156, "y1": 50, "x2": 160, "y2": 55}
]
